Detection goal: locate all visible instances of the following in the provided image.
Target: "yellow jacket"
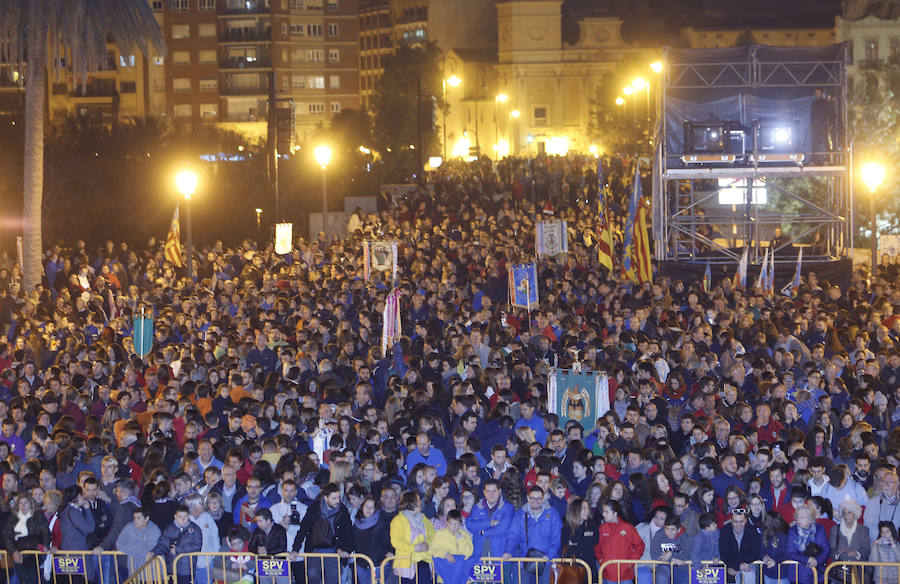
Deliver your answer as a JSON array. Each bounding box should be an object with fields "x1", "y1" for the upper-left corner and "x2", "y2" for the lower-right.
[
  {"x1": 430, "y1": 528, "x2": 474, "y2": 559},
  {"x1": 390, "y1": 512, "x2": 435, "y2": 569}
]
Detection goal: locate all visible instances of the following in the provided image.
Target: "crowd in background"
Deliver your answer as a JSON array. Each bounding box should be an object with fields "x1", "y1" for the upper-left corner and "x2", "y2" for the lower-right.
[{"x1": 0, "y1": 153, "x2": 896, "y2": 584}]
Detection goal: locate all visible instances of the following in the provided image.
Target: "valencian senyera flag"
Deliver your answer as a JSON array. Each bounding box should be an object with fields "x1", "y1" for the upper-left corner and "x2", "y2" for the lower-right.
[
  {"x1": 623, "y1": 164, "x2": 652, "y2": 283},
  {"x1": 548, "y1": 369, "x2": 610, "y2": 434},
  {"x1": 596, "y1": 159, "x2": 614, "y2": 272},
  {"x1": 508, "y1": 263, "x2": 538, "y2": 308},
  {"x1": 165, "y1": 204, "x2": 184, "y2": 268},
  {"x1": 536, "y1": 219, "x2": 568, "y2": 257}
]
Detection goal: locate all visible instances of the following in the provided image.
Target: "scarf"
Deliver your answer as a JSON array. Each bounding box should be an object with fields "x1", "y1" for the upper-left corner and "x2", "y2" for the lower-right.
[
  {"x1": 320, "y1": 500, "x2": 340, "y2": 528},
  {"x1": 402, "y1": 510, "x2": 426, "y2": 540},
  {"x1": 796, "y1": 525, "x2": 815, "y2": 550},
  {"x1": 14, "y1": 511, "x2": 31, "y2": 539},
  {"x1": 839, "y1": 520, "x2": 857, "y2": 542},
  {"x1": 355, "y1": 509, "x2": 381, "y2": 531}
]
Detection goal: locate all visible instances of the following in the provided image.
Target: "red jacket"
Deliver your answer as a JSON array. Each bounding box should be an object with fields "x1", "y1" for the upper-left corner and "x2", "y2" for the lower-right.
[{"x1": 595, "y1": 518, "x2": 644, "y2": 582}]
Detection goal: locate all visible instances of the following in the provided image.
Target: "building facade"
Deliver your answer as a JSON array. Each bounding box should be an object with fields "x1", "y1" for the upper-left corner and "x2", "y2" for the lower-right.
[{"x1": 836, "y1": 14, "x2": 900, "y2": 78}]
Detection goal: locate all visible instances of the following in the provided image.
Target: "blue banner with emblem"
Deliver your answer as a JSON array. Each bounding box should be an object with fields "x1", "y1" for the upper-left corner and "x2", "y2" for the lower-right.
[
  {"x1": 133, "y1": 311, "x2": 154, "y2": 358},
  {"x1": 508, "y1": 263, "x2": 538, "y2": 309},
  {"x1": 547, "y1": 369, "x2": 609, "y2": 434}
]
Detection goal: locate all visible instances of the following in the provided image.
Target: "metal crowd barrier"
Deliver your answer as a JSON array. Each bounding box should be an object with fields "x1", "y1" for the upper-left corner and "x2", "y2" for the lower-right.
[
  {"x1": 121, "y1": 556, "x2": 168, "y2": 584},
  {"x1": 597, "y1": 558, "x2": 816, "y2": 584},
  {"x1": 0, "y1": 551, "x2": 13, "y2": 584},
  {"x1": 380, "y1": 555, "x2": 594, "y2": 584},
  {"x1": 172, "y1": 551, "x2": 376, "y2": 584},
  {"x1": 825, "y1": 560, "x2": 900, "y2": 584},
  {"x1": 21, "y1": 550, "x2": 136, "y2": 584}
]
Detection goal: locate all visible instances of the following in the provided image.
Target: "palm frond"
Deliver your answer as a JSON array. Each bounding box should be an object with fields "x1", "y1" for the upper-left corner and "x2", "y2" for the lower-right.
[{"x1": 0, "y1": 0, "x2": 164, "y2": 92}]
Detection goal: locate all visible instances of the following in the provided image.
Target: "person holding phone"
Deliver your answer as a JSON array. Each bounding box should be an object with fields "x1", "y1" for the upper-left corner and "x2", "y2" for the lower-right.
[{"x1": 871, "y1": 521, "x2": 900, "y2": 584}]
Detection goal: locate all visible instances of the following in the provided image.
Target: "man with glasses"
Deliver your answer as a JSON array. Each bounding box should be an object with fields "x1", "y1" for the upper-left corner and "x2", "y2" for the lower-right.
[
  {"x1": 864, "y1": 469, "x2": 900, "y2": 541},
  {"x1": 720, "y1": 508, "x2": 760, "y2": 584},
  {"x1": 673, "y1": 493, "x2": 699, "y2": 536},
  {"x1": 502, "y1": 486, "x2": 561, "y2": 584},
  {"x1": 234, "y1": 477, "x2": 271, "y2": 530}
]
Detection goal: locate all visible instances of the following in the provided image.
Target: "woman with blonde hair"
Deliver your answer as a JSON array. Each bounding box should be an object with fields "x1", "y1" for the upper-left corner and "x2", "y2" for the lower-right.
[{"x1": 328, "y1": 461, "x2": 351, "y2": 497}]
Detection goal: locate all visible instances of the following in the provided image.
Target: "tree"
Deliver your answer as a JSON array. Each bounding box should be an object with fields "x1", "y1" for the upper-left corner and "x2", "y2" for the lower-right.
[
  {"x1": 849, "y1": 67, "x2": 900, "y2": 240},
  {"x1": 587, "y1": 72, "x2": 653, "y2": 158},
  {"x1": 735, "y1": 27, "x2": 755, "y2": 46},
  {"x1": 371, "y1": 41, "x2": 444, "y2": 182},
  {"x1": 0, "y1": 0, "x2": 164, "y2": 290}
]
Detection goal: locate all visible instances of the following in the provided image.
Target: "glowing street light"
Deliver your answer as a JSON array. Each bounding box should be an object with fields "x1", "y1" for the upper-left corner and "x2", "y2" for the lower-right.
[
  {"x1": 615, "y1": 97, "x2": 625, "y2": 106},
  {"x1": 315, "y1": 146, "x2": 332, "y2": 237},
  {"x1": 510, "y1": 109, "x2": 521, "y2": 118},
  {"x1": 650, "y1": 61, "x2": 663, "y2": 73},
  {"x1": 862, "y1": 161, "x2": 886, "y2": 272},
  {"x1": 496, "y1": 93, "x2": 508, "y2": 103},
  {"x1": 255, "y1": 208, "x2": 262, "y2": 239},
  {"x1": 174, "y1": 169, "x2": 198, "y2": 281},
  {"x1": 623, "y1": 86, "x2": 633, "y2": 96},
  {"x1": 632, "y1": 78, "x2": 647, "y2": 90},
  {"x1": 446, "y1": 75, "x2": 461, "y2": 88},
  {"x1": 442, "y1": 75, "x2": 462, "y2": 159}
]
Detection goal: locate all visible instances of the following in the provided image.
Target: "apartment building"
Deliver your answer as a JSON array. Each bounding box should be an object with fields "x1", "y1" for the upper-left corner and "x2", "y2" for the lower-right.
[
  {"x1": 357, "y1": 0, "x2": 497, "y2": 110},
  {"x1": 0, "y1": 0, "x2": 359, "y2": 143}
]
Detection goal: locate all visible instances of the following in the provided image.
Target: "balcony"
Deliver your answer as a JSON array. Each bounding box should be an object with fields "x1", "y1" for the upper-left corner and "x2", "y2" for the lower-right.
[
  {"x1": 857, "y1": 59, "x2": 883, "y2": 70},
  {"x1": 220, "y1": 28, "x2": 271, "y2": 42},
  {"x1": 219, "y1": 56, "x2": 271, "y2": 69},
  {"x1": 221, "y1": 85, "x2": 268, "y2": 95},
  {"x1": 222, "y1": 2, "x2": 270, "y2": 14},
  {"x1": 222, "y1": 111, "x2": 266, "y2": 122}
]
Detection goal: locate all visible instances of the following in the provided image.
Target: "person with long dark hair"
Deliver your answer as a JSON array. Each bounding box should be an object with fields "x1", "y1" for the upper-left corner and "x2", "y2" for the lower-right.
[
  {"x1": 562, "y1": 498, "x2": 599, "y2": 582},
  {"x1": 760, "y1": 511, "x2": 789, "y2": 584}
]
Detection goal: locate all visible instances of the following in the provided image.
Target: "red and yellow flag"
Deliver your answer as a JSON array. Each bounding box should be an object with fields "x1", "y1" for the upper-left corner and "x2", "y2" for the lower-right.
[{"x1": 165, "y1": 204, "x2": 184, "y2": 268}]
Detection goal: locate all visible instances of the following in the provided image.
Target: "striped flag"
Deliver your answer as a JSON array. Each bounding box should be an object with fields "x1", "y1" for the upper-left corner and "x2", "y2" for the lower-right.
[
  {"x1": 733, "y1": 247, "x2": 748, "y2": 290},
  {"x1": 634, "y1": 196, "x2": 653, "y2": 283},
  {"x1": 782, "y1": 247, "x2": 803, "y2": 297},
  {"x1": 164, "y1": 204, "x2": 184, "y2": 268},
  {"x1": 596, "y1": 159, "x2": 614, "y2": 272},
  {"x1": 767, "y1": 246, "x2": 776, "y2": 297},
  {"x1": 703, "y1": 261, "x2": 712, "y2": 293},
  {"x1": 756, "y1": 248, "x2": 769, "y2": 291},
  {"x1": 623, "y1": 165, "x2": 653, "y2": 282}
]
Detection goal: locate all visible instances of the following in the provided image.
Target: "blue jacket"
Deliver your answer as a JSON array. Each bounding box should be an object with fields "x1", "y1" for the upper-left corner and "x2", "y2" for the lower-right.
[
  {"x1": 786, "y1": 525, "x2": 830, "y2": 584},
  {"x1": 719, "y1": 524, "x2": 761, "y2": 572},
  {"x1": 466, "y1": 498, "x2": 515, "y2": 557},
  {"x1": 59, "y1": 504, "x2": 96, "y2": 551},
  {"x1": 405, "y1": 447, "x2": 447, "y2": 476},
  {"x1": 761, "y1": 532, "x2": 789, "y2": 579},
  {"x1": 504, "y1": 505, "x2": 562, "y2": 559},
  {"x1": 692, "y1": 529, "x2": 720, "y2": 568},
  {"x1": 514, "y1": 415, "x2": 547, "y2": 445},
  {"x1": 153, "y1": 519, "x2": 203, "y2": 574}
]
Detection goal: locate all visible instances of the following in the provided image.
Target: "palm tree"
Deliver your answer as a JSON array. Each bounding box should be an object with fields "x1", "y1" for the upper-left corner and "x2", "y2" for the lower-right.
[{"x1": 0, "y1": 0, "x2": 164, "y2": 290}]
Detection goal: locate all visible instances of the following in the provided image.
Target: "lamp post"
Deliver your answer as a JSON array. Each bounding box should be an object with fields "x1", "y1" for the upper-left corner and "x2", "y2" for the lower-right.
[
  {"x1": 175, "y1": 170, "x2": 198, "y2": 282},
  {"x1": 623, "y1": 86, "x2": 635, "y2": 123},
  {"x1": 494, "y1": 93, "x2": 508, "y2": 159},
  {"x1": 315, "y1": 146, "x2": 332, "y2": 238},
  {"x1": 862, "y1": 161, "x2": 885, "y2": 274},
  {"x1": 442, "y1": 75, "x2": 461, "y2": 160},
  {"x1": 255, "y1": 208, "x2": 262, "y2": 240},
  {"x1": 632, "y1": 77, "x2": 648, "y2": 120}
]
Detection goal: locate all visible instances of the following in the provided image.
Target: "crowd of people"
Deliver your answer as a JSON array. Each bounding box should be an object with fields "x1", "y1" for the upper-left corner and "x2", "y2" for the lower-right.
[{"x1": 0, "y1": 152, "x2": 897, "y2": 584}]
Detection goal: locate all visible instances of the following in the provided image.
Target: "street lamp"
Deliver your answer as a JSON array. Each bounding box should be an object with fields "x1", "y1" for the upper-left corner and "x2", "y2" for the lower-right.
[
  {"x1": 510, "y1": 109, "x2": 520, "y2": 118},
  {"x1": 442, "y1": 75, "x2": 462, "y2": 160},
  {"x1": 174, "y1": 169, "x2": 197, "y2": 282},
  {"x1": 255, "y1": 208, "x2": 262, "y2": 240},
  {"x1": 494, "y1": 94, "x2": 509, "y2": 159},
  {"x1": 862, "y1": 161, "x2": 886, "y2": 274},
  {"x1": 315, "y1": 146, "x2": 332, "y2": 238},
  {"x1": 615, "y1": 97, "x2": 625, "y2": 106},
  {"x1": 650, "y1": 61, "x2": 662, "y2": 73}
]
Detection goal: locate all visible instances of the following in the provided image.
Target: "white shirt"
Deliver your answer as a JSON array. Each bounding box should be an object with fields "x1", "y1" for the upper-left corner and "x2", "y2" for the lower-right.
[{"x1": 270, "y1": 500, "x2": 308, "y2": 551}]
